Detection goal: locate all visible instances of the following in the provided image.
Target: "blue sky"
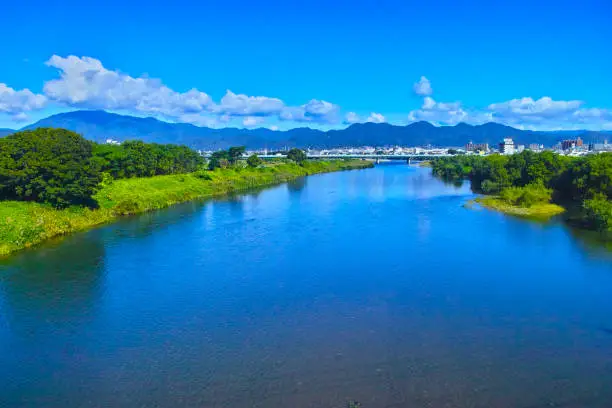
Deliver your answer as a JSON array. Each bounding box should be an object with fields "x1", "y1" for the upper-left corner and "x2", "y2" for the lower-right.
[{"x1": 1, "y1": 0, "x2": 611, "y2": 130}]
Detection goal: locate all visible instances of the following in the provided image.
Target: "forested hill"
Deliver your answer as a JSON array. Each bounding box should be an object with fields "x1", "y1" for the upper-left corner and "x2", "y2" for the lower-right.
[{"x1": 8, "y1": 110, "x2": 612, "y2": 149}]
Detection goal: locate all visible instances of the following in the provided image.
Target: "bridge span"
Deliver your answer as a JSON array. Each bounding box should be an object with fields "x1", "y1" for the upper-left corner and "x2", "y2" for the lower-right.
[{"x1": 258, "y1": 154, "x2": 450, "y2": 160}]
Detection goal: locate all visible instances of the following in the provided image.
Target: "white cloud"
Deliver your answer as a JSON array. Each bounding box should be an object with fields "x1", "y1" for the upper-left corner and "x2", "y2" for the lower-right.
[
  {"x1": 39, "y1": 55, "x2": 343, "y2": 126},
  {"x1": 0, "y1": 83, "x2": 47, "y2": 116},
  {"x1": 242, "y1": 116, "x2": 264, "y2": 127},
  {"x1": 11, "y1": 112, "x2": 29, "y2": 122},
  {"x1": 408, "y1": 97, "x2": 468, "y2": 125},
  {"x1": 280, "y1": 99, "x2": 339, "y2": 124},
  {"x1": 367, "y1": 112, "x2": 386, "y2": 123},
  {"x1": 485, "y1": 96, "x2": 612, "y2": 130},
  {"x1": 215, "y1": 90, "x2": 284, "y2": 116},
  {"x1": 413, "y1": 76, "x2": 432, "y2": 96},
  {"x1": 269, "y1": 125, "x2": 279, "y2": 131},
  {"x1": 44, "y1": 55, "x2": 213, "y2": 119},
  {"x1": 344, "y1": 112, "x2": 360, "y2": 124},
  {"x1": 488, "y1": 97, "x2": 583, "y2": 122}
]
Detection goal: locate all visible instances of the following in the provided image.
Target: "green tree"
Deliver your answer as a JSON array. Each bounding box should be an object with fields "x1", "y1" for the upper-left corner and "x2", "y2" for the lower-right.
[
  {"x1": 208, "y1": 150, "x2": 230, "y2": 170},
  {"x1": 0, "y1": 128, "x2": 101, "y2": 208},
  {"x1": 246, "y1": 154, "x2": 263, "y2": 168},
  {"x1": 583, "y1": 195, "x2": 612, "y2": 232},
  {"x1": 287, "y1": 148, "x2": 307, "y2": 164},
  {"x1": 228, "y1": 146, "x2": 246, "y2": 164}
]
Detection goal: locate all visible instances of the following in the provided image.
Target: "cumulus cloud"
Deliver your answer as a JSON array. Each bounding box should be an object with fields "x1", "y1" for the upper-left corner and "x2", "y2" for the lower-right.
[
  {"x1": 367, "y1": 112, "x2": 386, "y2": 123},
  {"x1": 38, "y1": 55, "x2": 342, "y2": 126},
  {"x1": 44, "y1": 55, "x2": 213, "y2": 119},
  {"x1": 488, "y1": 97, "x2": 583, "y2": 122},
  {"x1": 413, "y1": 76, "x2": 432, "y2": 96},
  {"x1": 485, "y1": 96, "x2": 612, "y2": 130},
  {"x1": 216, "y1": 90, "x2": 284, "y2": 116},
  {"x1": 344, "y1": 112, "x2": 360, "y2": 124},
  {"x1": 406, "y1": 75, "x2": 612, "y2": 130},
  {"x1": 242, "y1": 116, "x2": 265, "y2": 127},
  {"x1": 280, "y1": 99, "x2": 339, "y2": 124},
  {"x1": 0, "y1": 83, "x2": 47, "y2": 119},
  {"x1": 408, "y1": 97, "x2": 468, "y2": 125}
]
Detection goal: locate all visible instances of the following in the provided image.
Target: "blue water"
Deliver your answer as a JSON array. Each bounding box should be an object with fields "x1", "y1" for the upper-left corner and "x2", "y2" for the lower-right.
[{"x1": 1, "y1": 164, "x2": 611, "y2": 407}]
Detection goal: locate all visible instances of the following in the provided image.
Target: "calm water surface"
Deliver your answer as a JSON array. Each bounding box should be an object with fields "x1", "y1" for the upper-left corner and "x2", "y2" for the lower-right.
[{"x1": 1, "y1": 164, "x2": 611, "y2": 407}]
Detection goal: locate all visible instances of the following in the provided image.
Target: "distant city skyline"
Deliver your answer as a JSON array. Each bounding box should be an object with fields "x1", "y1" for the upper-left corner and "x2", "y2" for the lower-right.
[{"x1": 1, "y1": 0, "x2": 611, "y2": 131}]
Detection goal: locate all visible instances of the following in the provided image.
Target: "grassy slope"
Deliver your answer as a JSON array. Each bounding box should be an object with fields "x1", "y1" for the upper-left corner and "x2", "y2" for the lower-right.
[
  {"x1": 0, "y1": 160, "x2": 371, "y2": 256},
  {"x1": 475, "y1": 196, "x2": 566, "y2": 219}
]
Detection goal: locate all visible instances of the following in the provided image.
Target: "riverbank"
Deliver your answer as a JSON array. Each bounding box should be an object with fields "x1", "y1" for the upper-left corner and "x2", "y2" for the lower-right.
[
  {"x1": 0, "y1": 160, "x2": 372, "y2": 256},
  {"x1": 474, "y1": 196, "x2": 566, "y2": 219}
]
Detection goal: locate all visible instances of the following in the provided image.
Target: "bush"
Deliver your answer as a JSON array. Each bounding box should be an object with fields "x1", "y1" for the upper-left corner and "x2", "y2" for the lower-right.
[
  {"x1": 247, "y1": 154, "x2": 263, "y2": 168},
  {"x1": 287, "y1": 148, "x2": 307, "y2": 164},
  {"x1": 516, "y1": 183, "x2": 552, "y2": 207},
  {"x1": 480, "y1": 179, "x2": 500, "y2": 194},
  {"x1": 583, "y1": 196, "x2": 612, "y2": 232},
  {"x1": 0, "y1": 128, "x2": 101, "y2": 208},
  {"x1": 499, "y1": 183, "x2": 552, "y2": 208}
]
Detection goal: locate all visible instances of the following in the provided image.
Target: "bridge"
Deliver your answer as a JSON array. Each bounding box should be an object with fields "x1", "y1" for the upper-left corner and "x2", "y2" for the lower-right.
[{"x1": 258, "y1": 154, "x2": 450, "y2": 163}]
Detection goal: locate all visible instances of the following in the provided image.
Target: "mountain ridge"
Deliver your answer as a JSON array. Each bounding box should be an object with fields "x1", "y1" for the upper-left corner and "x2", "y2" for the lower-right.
[{"x1": 4, "y1": 110, "x2": 610, "y2": 149}]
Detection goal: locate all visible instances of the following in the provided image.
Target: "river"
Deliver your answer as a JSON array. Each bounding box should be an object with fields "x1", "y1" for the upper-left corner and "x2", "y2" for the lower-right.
[{"x1": 1, "y1": 163, "x2": 611, "y2": 407}]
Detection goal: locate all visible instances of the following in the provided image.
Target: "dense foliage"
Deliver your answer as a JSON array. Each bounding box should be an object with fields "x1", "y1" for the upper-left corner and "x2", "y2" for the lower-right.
[
  {"x1": 246, "y1": 154, "x2": 263, "y2": 168},
  {"x1": 93, "y1": 141, "x2": 204, "y2": 178},
  {"x1": 0, "y1": 128, "x2": 205, "y2": 208},
  {"x1": 0, "y1": 128, "x2": 102, "y2": 208},
  {"x1": 432, "y1": 151, "x2": 612, "y2": 232},
  {"x1": 1, "y1": 159, "x2": 372, "y2": 255},
  {"x1": 287, "y1": 148, "x2": 307, "y2": 164}
]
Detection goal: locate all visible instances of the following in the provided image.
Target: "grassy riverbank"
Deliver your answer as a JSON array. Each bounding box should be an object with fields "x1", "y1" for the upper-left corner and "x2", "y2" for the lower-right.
[
  {"x1": 0, "y1": 160, "x2": 371, "y2": 256},
  {"x1": 432, "y1": 152, "x2": 612, "y2": 235},
  {"x1": 474, "y1": 196, "x2": 566, "y2": 219}
]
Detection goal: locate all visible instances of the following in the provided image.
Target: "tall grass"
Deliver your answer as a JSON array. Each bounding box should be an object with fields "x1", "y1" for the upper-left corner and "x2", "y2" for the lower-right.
[{"x1": 0, "y1": 160, "x2": 372, "y2": 256}]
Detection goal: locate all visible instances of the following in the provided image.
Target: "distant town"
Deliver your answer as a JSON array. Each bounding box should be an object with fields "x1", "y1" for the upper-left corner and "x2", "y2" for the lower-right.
[{"x1": 103, "y1": 135, "x2": 611, "y2": 158}]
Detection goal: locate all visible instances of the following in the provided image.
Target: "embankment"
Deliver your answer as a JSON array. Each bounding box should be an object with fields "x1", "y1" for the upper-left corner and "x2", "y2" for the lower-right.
[{"x1": 0, "y1": 160, "x2": 372, "y2": 256}]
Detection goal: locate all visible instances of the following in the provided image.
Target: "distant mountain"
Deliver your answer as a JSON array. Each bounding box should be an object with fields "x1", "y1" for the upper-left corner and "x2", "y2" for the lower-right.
[
  {"x1": 10, "y1": 110, "x2": 610, "y2": 149},
  {"x1": 0, "y1": 128, "x2": 15, "y2": 137}
]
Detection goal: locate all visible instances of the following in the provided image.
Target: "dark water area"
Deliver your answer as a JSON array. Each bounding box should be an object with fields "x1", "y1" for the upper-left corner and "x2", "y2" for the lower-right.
[{"x1": 1, "y1": 164, "x2": 611, "y2": 407}]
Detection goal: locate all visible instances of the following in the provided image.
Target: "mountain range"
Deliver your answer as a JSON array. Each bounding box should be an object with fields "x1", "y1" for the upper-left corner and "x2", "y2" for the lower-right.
[{"x1": 1, "y1": 110, "x2": 610, "y2": 149}]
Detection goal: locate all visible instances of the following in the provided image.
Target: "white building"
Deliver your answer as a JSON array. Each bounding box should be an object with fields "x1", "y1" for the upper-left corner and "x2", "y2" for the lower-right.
[{"x1": 499, "y1": 138, "x2": 515, "y2": 155}]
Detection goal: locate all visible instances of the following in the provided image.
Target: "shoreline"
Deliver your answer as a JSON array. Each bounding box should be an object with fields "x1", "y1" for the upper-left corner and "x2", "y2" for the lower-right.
[
  {"x1": 472, "y1": 196, "x2": 566, "y2": 219},
  {"x1": 0, "y1": 160, "x2": 372, "y2": 256}
]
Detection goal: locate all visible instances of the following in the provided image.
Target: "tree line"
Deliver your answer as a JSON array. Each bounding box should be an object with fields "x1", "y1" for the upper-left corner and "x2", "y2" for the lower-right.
[
  {"x1": 0, "y1": 128, "x2": 310, "y2": 208},
  {"x1": 431, "y1": 151, "x2": 612, "y2": 233}
]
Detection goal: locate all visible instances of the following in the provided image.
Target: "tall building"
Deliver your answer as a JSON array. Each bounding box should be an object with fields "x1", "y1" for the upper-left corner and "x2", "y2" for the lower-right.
[
  {"x1": 499, "y1": 138, "x2": 515, "y2": 155},
  {"x1": 528, "y1": 143, "x2": 544, "y2": 151},
  {"x1": 466, "y1": 141, "x2": 489, "y2": 152},
  {"x1": 590, "y1": 140, "x2": 611, "y2": 152},
  {"x1": 561, "y1": 137, "x2": 583, "y2": 150}
]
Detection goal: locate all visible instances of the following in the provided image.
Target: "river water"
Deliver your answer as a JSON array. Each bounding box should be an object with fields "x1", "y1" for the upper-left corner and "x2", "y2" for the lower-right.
[{"x1": 1, "y1": 164, "x2": 611, "y2": 407}]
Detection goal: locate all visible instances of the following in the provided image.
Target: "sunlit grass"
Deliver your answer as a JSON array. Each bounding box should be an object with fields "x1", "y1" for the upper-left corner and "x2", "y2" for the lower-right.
[
  {"x1": 475, "y1": 196, "x2": 566, "y2": 219},
  {"x1": 0, "y1": 160, "x2": 371, "y2": 256}
]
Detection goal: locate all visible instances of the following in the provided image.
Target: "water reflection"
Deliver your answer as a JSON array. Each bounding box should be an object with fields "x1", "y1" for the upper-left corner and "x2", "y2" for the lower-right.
[
  {"x1": 0, "y1": 236, "x2": 105, "y2": 335},
  {"x1": 0, "y1": 165, "x2": 611, "y2": 408},
  {"x1": 287, "y1": 176, "x2": 307, "y2": 193}
]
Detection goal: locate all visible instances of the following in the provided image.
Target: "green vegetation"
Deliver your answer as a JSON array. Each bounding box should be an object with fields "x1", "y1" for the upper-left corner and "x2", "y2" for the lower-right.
[
  {"x1": 93, "y1": 140, "x2": 204, "y2": 178},
  {"x1": 246, "y1": 154, "x2": 263, "y2": 168},
  {"x1": 0, "y1": 128, "x2": 372, "y2": 256},
  {"x1": 432, "y1": 151, "x2": 612, "y2": 234},
  {"x1": 287, "y1": 147, "x2": 307, "y2": 164},
  {"x1": 475, "y1": 197, "x2": 566, "y2": 219},
  {"x1": 0, "y1": 128, "x2": 102, "y2": 208}
]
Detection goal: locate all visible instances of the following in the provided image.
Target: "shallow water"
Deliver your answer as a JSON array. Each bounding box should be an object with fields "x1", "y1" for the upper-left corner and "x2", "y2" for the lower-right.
[{"x1": 1, "y1": 164, "x2": 611, "y2": 407}]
